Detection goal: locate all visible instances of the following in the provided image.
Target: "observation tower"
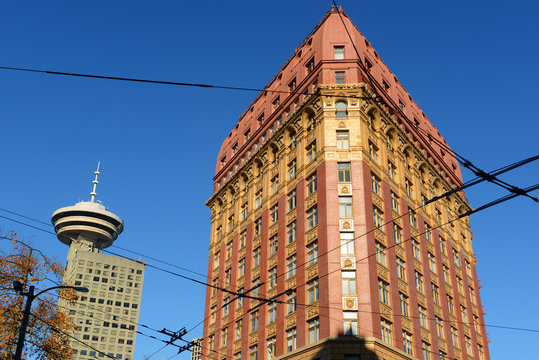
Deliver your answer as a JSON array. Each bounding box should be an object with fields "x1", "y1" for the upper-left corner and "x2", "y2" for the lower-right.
[{"x1": 51, "y1": 162, "x2": 124, "y2": 251}]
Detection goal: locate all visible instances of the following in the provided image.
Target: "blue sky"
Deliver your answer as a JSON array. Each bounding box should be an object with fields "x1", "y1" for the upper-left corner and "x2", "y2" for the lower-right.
[{"x1": 1, "y1": 1, "x2": 538, "y2": 359}]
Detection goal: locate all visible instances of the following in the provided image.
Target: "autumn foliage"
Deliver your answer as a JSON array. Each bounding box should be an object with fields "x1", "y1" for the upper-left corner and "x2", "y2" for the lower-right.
[{"x1": 0, "y1": 231, "x2": 77, "y2": 360}]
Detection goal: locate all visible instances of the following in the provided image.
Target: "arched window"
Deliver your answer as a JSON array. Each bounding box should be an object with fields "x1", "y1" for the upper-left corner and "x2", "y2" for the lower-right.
[{"x1": 336, "y1": 101, "x2": 348, "y2": 118}]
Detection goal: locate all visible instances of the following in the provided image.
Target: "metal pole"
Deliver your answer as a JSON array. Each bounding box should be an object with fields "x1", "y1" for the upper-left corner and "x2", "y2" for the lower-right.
[{"x1": 14, "y1": 286, "x2": 34, "y2": 360}]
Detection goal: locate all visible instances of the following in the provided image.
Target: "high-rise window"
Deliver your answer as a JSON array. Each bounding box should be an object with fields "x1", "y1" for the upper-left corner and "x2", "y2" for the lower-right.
[
  {"x1": 369, "y1": 142, "x2": 379, "y2": 163},
  {"x1": 269, "y1": 267, "x2": 277, "y2": 289},
  {"x1": 432, "y1": 284, "x2": 440, "y2": 304},
  {"x1": 334, "y1": 46, "x2": 344, "y2": 59},
  {"x1": 255, "y1": 190, "x2": 263, "y2": 208},
  {"x1": 435, "y1": 317, "x2": 444, "y2": 339},
  {"x1": 339, "y1": 196, "x2": 353, "y2": 218},
  {"x1": 287, "y1": 328, "x2": 297, "y2": 351},
  {"x1": 306, "y1": 57, "x2": 315, "y2": 73},
  {"x1": 226, "y1": 242, "x2": 233, "y2": 259},
  {"x1": 254, "y1": 218, "x2": 262, "y2": 238},
  {"x1": 271, "y1": 176, "x2": 279, "y2": 194},
  {"x1": 238, "y1": 258, "x2": 245, "y2": 278},
  {"x1": 412, "y1": 239, "x2": 421, "y2": 260},
  {"x1": 376, "y1": 242, "x2": 386, "y2": 266},
  {"x1": 267, "y1": 337, "x2": 276, "y2": 359},
  {"x1": 388, "y1": 161, "x2": 397, "y2": 181},
  {"x1": 390, "y1": 192, "x2": 399, "y2": 212},
  {"x1": 428, "y1": 252, "x2": 436, "y2": 273},
  {"x1": 336, "y1": 130, "x2": 349, "y2": 149},
  {"x1": 250, "y1": 345, "x2": 257, "y2": 360},
  {"x1": 306, "y1": 141, "x2": 317, "y2": 163},
  {"x1": 308, "y1": 318, "x2": 320, "y2": 343},
  {"x1": 380, "y1": 319, "x2": 392, "y2": 345},
  {"x1": 396, "y1": 257, "x2": 406, "y2": 280},
  {"x1": 336, "y1": 101, "x2": 348, "y2": 118},
  {"x1": 419, "y1": 306, "x2": 428, "y2": 329},
  {"x1": 378, "y1": 279, "x2": 390, "y2": 304},
  {"x1": 335, "y1": 71, "x2": 345, "y2": 84},
  {"x1": 451, "y1": 327, "x2": 459, "y2": 347},
  {"x1": 306, "y1": 173, "x2": 317, "y2": 195},
  {"x1": 269, "y1": 235, "x2": 278, "y2": 256},
  {"x1": 287, "y1": 190, "x2": 297, "y2": 211},
  {"x1": 267, "y1": 302, "x2": 277, "y2": 324},
  {"x1": 287, "y1": 291, "x2": 297, "y2": 314},
  {"x1": 338, "y1": 162, "x2": 351, "y2": 182},
  {"x1": 443, "y1": 265, "x2": 450, "y2": 284},
  {"x1": 393, "y1": 224, "x2": 403, "y2": 244},
  {"x1": 288, "y1": 160, "x2": 296, "y2": 179},
  {"x1": 241, "y1": 202, "x2": 248, "y2": 221},
  {"x1": 425, "y1": 223, "x2": 432, "y2": 242},
  {"x1": 415, "y1": 271, "x2": 424, "y2": 293},
  {"x1": 342, "y1": 271, "x2": 357, "y2": 296},
  {"x1": 405, "y1": 178, "x2": 414, "y2": 198},
  {"x1": 240, "y1": 230, "x2": 247, "y2": 248},
  {"x1": 270, "y1": 204, "x2": 278, "y2": 224},
  {"x1": 403, "y1": 331, "x2": 413, "y2": 355},
  {"x1": 447, "y1": 295, "x2": 454, "y2": 315},
  {"x1": 287, "y1": 255, "x2": 297, "y2": 278},
  {"x1": 399, "y1": 293, "x2": 409, "y2": 316},
  {"x1": 235, "y1": 319, "x2": 242, "y2": 340},
  {"x1": 287, "y1": 221, "x2": 297, "y2": 244},
  {"x1": 340, "y1": 234, "x2": 354, "y2": 255},
  {"x1": 307, "y1": 206, "x2": 318, "y2": 229},
  {"x1": 221, "y1": 327, "x2": 228, "y2": 347},
  {"x1": 371, "y1": 174, "x2": 381, "y2": 195},
  {"x1": 253, "y1": 247, "x2": 260, "y2": 268},
  {"x1": 422, "y1": 342, "x2": 431, "y2": 360},
  {"x1": 409, "y1": 210, "x2": 418, "y2": 229},
  {"x1": 343, "y1": 312, "x2": 358, "y2": 335},
  {"x1": 307, "y1": 241, "x2": 318, "y2": 265},
  {"x1": 251, "y1": 310, "x2": 259, "y2": 332},
  {"x1": 373, "y1": 206, "x2": 384, "y2": 229},
  {"x1": 308, "y1": 278, "x2": 319, "y2": 303},
  {"x1": 440, "y1": 237, "x2": 447, "y2": 255}
]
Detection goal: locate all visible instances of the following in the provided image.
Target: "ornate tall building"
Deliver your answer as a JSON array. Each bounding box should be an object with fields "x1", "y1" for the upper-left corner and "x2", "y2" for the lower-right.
[
  {"x1": 203, "y1": 7, "x2": 489, "y2": 360},
  {"x1": 52, "y1": 166, "x2": 145, "y2": 360}
]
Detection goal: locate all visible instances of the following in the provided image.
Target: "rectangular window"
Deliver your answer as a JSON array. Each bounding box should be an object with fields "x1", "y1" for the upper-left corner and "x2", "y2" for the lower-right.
[
  {"x1": 226, "y1": 242, "x2": 233, "y2": 259},
  {"x1": 269, "y1": 267, "x2": 277, "y2": 288},
  {"x1": 388, "y1": 161, "x2": 397, "y2": 181},
  {"x1": 465, "y1": 336, "x2": 473, "y2": 356},
  {"x1": 267, "y1": 303, "x2": 277, "y2": 324},
  {"x1": 369, "y1": 142, "x2": 379, "y2": 163},
  {"x1": 241, "y1": 202, "x2": 248, "y2": 221},
  {"x1": 238, "y1": 258, "x2": 245, "y2": 278},
  {"x1": 409, "y1": 210, "x2": 418, "y2": 229},
  {"x1": 334, "y1": 46, "x2": 344, "y2": 60},
  {"x1": 307, "y1": 206, "x2": 318, "y2": 229},
  {"x1": 376, "y1": 242, "x2": 386, "y2": 266},
  {"x1": 306, "y1": 57, "x2": 315, "y2": 73},
  {"x1": 336, "y1": 130, "x2": 349, "y2": 149},
  {"x1": 222, "y1": 327, "x2": 228, "y2": 347},
  {"x1": 270, "y1": 205, "x2": 278, "y2": 224},
  {"x1": 308, "y1": 278, "x2": 320, "y2": 303},
  {"x1": 425, "y1": 223, "x2": 432, "y2": 242},
  {"x1": 225, "y1": 269, "x2": 231, "y2": 287},
  {"x1": 338, "y1": 162, "x2": 351, "y2": 182},
  {"x1": 432, "y1": 284, "x2": 440, "y2": 305},
  {"x1": 440, "y1": 237, "x2": 447, "y2": 255},
  {"x1": 453, "y1": 250, "x2": 461, "y2": 267},
  {"x1": 249, "y1": 345, "x2": 257, "y2": 360},
  {"x1": 240, "y1": 230, "x2": 247, "y2": 248},
  {"x1": 307, "y1": 173, "x2": 317, "y2": 195},
  {"x1": 396, "y1": 257, "x2": 406, "y2": 280},
  {"x1": 254, "y1": 218, "x2": 262, "y2": 237},
  {"x1": 380, "y1": 319, "x2": 392, "y2": 345},
  {"x1": 270, "y1": 176, "x2": 279, "y2": 194},
  {"x1": 371, "y1": 174, "x2": 381, "y2": 195},
  {"x1": 403, "y1": 331, "x2": 413, "y2": 355},
  {"x1": 340, "y1": 234, "x2": 354, "y2": 255},
  {"x1": 288, "y1": 160, "x2": 296, "y2": 180},
  {"x1": 393, "y1": 224, "x2": 403, "y2": 244},
  {"x1": 390, "y1": 192, "x2": 399, "y2": 213},
  {"x1": 286, "y1": 255, "x2": 296, "y2": 278},
  {"x1": 405, "y1": 178, "x2": 414, "y2": 198},
  {"x1": 378, "y1": 279, "x2": 390, "y2": 304},
  {"x1": 288, "y1": 77, "x2": 297, "y2": 92},
  {"x1": 287, "y1": 190, "x2": 297, "y2": 211},
  {"x1": 255, "y1": 190, "x2": 263, "y2": 208},
  {"x1": 373, "y1": 206, "x2": 384, "y2": 229},
  {"x1": 451, "y1": 327, "x2": 459, "y2": 347},
  {"x1": 436, "y1": 317, "x2": 444, "y2": 339},
  {"x1": 412, "y1": 239, "x2": 421, "y2": 260},
  {"x1": 228, "y1": 214, "x2": 235, "y2": 231},
  {"x1": 287, "y1": 291, "x2": 297, "y2": 314},
  {"x1": 308, "y1": 318, "x2": 320, "y2": 343},
  {"x1": 343, "y1": 311, "x2": 358, "y2": 335},
  {"x1": 253, "y1": 248, "x2": 261, "y2": 268},
  {"x1": 428, "y1": 252, "x2": 436, "y2": 273},
  {"x1": 287, "y1": 221, "x2": 297, "y2": 244},
  {"x1": 269, "y1": 235, "x2": 278, "y2": 256},
  {"x1": 399, "y1": 293, "x2": 409, "y2": 316},
  {"x1": 235, "y1": 320, "x2": 243, "y2": 340},
  {"x1": 307, "y1": 241, "x2": 318, "y2": 265},
  {"x1": 335, "y1": 71, "x2": 345, "y2": 84},
  {"x1": 342, "y1": 271, "x2": 357, "y2": 296},
  {"x1": 415, "y1": 271, "x2": 424, "y2": 293},
  {"x1": 251, "y1": 310, "x2": 259, "y2": 332},
  {"x1": 339, "y1": 196, "x2": 353, "y2": 218},
  {"x1": 419, "y1": 306, "x2": 428, "y2": 329},
  {"x1": 447, "y1": 295, "x2": 454, "y2": 315},
  {"x1": 287, "y1": 328, "x2": 297, "y2": 352},
  {"x1": 214, "y1": 251, "x2": 220, "y2": 269},
  {"x1": 272, "y1": 97, "x2": 280, "y2": 110},
  {"x1": 422, "y1": 342, "x2": 431, "y2": 360},
  {"x1": 306, "y1": 141, "x2": 317, "y2": 163}
]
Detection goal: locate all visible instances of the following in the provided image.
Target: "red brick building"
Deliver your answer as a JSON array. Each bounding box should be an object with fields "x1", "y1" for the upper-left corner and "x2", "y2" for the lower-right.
[{"x1": 203, "y1": 7, "x2": 490, "y2": 360}]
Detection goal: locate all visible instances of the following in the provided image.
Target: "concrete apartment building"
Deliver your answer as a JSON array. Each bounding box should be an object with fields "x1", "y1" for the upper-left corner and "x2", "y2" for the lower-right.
[
  {"x1": 52, "y1": 167, "x2": 145, "y2": 360},
  {"x1": 203, "y1": 7, "x2": 489, "y2": 360}
]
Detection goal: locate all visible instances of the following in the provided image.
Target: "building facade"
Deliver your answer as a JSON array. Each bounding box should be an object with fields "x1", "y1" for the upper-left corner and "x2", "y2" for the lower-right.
[
  {"x1": 203, "y1": 7, "x2": 489, "y2": 360},
  {"x1": 52, "y1": 172, "x2": 145, "y2": 360}
]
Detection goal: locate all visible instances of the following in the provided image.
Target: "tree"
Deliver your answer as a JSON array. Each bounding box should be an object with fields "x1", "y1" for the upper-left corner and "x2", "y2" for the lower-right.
[{"x1": 0, "y1": 231, "x2": 77, "y2": 360}]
